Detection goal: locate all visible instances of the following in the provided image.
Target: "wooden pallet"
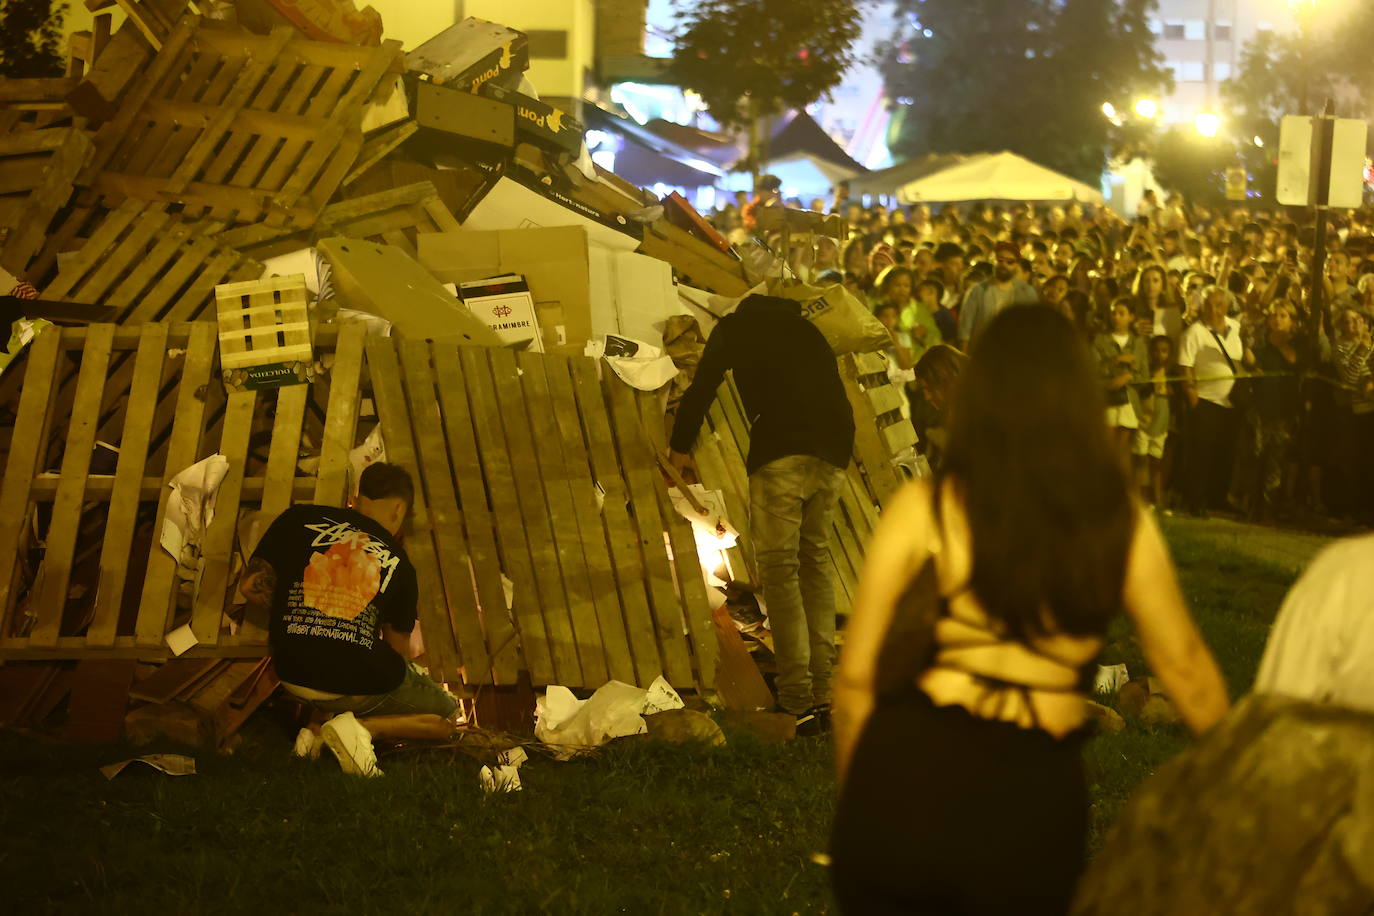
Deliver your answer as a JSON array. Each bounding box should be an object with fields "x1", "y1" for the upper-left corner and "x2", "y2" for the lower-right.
[
  {"x1": 0, "y1": 322, "x2": 370, "y2": 660},
  {"x1": 369, "y1": 339, "x2": 717, "y2": 690},
  {"x1": 78, "y1": 16, "x2": 404, "y2": 229},
  {"x1": 0, "y1": 128, "x2": 93, "y2": 276},
  {"x1": 214, "y1": 274, "x2": 314, "y2": 386},
  {"x1": 218, "y1": 180, "x2": 461, "y2": 263},
  {"x1": 0, "y1": 77, "x2": 81, "y2": 136},
  {"x1": 0, "y1": 201, "x2": 263, "y2": 459}
]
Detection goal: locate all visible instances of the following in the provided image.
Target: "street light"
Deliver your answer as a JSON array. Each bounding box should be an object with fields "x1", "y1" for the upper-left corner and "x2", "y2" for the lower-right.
[
  {"x1": 1195, "y1": 112, "x2": 1221, "y2": 138},
  {"x1": 1134, "y1": 98, "x2": 1159, "y2": 120},
  {"x1": 1101, "y1": 102, "x2": 1117, "y2": 120}
]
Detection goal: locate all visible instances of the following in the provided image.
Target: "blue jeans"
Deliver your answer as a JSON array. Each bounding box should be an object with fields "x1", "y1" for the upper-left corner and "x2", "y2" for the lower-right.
[
  {"x1": 749, "y1": 455, "x2": 844, "y2": 715},
  {"x1": 301, "y1": 661, "x2": 458, "y2": 718}
]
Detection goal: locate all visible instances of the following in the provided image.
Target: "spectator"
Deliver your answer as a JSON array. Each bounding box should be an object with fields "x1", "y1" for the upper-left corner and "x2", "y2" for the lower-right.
[
  {"x1": 958, "y1": 241, "x2": 1039, "y2": 347},
  {"x1": 1134, "y1": 335, "x2": 1175, "y2": 508},
  {"x1": 1178, "y1": 287, "x2": 1247, "y2": 518},
  {"x1": 1247, "y1": 303, "x2": 1316, "y2": 523},
  {"x1": 741, "y1": 174, "x2": 782, "y2": 232},
  {"x1": 932, "y1": 242, "x2": 967, "y2": 315},
  {"x1": 1132, "y1": 264, "x2": 1184, "y2": 346},
  {"x1": 1096, "y1": 297, "x2": 1149, "y2": 455},
  {"x1": 1329, "y1": 307, "x2": 1374, "y2": 524},
  {"x1": 831, "y1": 306, "x2": 1227, "y2": 915}
]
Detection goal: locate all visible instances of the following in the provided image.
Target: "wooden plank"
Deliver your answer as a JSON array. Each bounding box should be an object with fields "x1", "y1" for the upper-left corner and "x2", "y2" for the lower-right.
[
  {"x1": 430, "y1": 346, "x2": 520, "y2": 685},
  {"x1": 712, "y1": 606, "x2": 775, "y2": 711},
  {"x1": 636, "y1": 391, "x2": 718, "y2": 689},
  {"x1": 517, "y1": 351, "x2": 608, "y2": 686},
  {"x1": 397, "y1": 339, "x2": 492, "y2": 685},
  {"x1": 0, "y1": 330, "x2": 62, "y2": 630},
  {"x1": 364, "y1": 338, "x2": 462, "y2": 683},
  {"x1": 259, "y1": 384, "x2": 308, "y2": 519},
  {"x1": 457, "y1": 346, "x2": 554, "y2": 685},
  {"x1": 87, "y1": 323, "x2": 168, "y2": 646},
  {"x1": 486, "y1": 348, "x2": 581, "y2": 686},
  {"x1": 541, "y1": 355, "x2": 636, "y2": 685},
  {"x1": 29, "y1": 324, "x2": 116, "y2": 646},
  {"x1": 568, "y1": 359, "x2": 663, "y2": 686},
  {"x1": 312, "y1": 322, "x2": 366, "y2": 506},
  {"x1": 189, "y1": 389, "x2": 257, "y2": 645},
  {"x1": 135, "y1": 322, "x2": 215, "y2": 646},
  {"x1": 344, "y1": 119, "x2": 417, "y2": 187},
  {"x1": 603, "y1": 378, "x2": 695, "y2": 687},
  {"x1": 127, "y1": 656, "x2": 220, "y2": 703},
  {"x1": 71, "y1": 207, "x2": 174, "y2": 307}
]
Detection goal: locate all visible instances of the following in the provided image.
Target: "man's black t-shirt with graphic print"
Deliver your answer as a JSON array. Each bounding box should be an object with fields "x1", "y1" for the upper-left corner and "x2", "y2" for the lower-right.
[{"x1": 253, "y1": 504, "x2": 417, "y2": 695}]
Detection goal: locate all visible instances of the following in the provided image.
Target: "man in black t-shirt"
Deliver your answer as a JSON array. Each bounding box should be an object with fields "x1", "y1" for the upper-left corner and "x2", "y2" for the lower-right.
[{"x1": 241, "y1": 463, "x2": 456, "y2": 772}]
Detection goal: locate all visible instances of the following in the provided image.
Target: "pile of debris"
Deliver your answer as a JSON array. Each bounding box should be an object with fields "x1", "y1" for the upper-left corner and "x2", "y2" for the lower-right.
[{"x1": 0, "y1": 0, "x2": 914, "y2": 747}]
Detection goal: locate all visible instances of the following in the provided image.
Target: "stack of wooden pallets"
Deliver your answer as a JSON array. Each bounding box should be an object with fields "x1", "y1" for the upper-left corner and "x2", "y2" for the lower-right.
[{"x1": 0, "y1": 3, "x2": 914, "y2": 743}]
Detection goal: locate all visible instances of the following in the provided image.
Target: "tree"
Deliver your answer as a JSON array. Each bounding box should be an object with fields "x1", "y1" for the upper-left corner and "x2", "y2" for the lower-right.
[
  {"x1": 0, "y1": 0, "x2": 68, "y2": 78},
  {"x1": 879, "y1": 0, "x2": 1171, "y2": 184},
  {"x1": 667, "y1": 0, "x2": 863, "y2": 182}
]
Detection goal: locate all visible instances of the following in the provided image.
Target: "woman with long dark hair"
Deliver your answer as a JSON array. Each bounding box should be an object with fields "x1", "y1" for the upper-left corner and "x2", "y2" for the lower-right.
[
  {"x1": 830, "y1": 307, "x2": 1228, "y2": 915},
  {"x1": 1132, "y1": 263, "x2": 1184, "y2": 346}
]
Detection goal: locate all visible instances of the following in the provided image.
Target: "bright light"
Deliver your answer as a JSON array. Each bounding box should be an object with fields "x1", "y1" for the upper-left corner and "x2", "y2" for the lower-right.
[
  {"x1": 1134, "y1": 98, "x2": 1159, "y2": 119},
  {"x1": 1101, "y1": 102, "x2": 1117, "y2": 119},
  {"x1": 1253, "y1": 135, "x2": 1265, "y2": 148},
  {"x1": 1195, "y1": 112, "x2": 1221, "y2": 138}
]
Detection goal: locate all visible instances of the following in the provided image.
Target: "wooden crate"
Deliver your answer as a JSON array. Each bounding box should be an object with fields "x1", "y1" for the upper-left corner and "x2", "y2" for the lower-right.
[
  {"x1": 78, "y1": 16, "x2": 404, "y2": 229},
  {"x1": 0, "y1": 128, "x2": 93, "y2": 276},
  {"x1": 214, "y1": 274, "x2": 314, "y2": 390},
  {"x1": 0, "y1": 322, "x2": 370, "y2": 661},
  {"x1": 368, "y1": 339, "x2": 717, "y2": 690}
]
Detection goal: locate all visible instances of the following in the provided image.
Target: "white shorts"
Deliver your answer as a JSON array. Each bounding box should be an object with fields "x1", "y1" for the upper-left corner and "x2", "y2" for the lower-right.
[
  {"x1": 1105, "y1": 402, "x2": 1139, "y2": 430},
  {"x1": 1132, "y1": 430, "x2": 1167, "y2": 459}
]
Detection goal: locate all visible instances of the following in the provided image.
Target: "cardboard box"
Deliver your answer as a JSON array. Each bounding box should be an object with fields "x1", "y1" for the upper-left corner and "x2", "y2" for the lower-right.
[
  {"x1": 419, "y1": 227, "x2": 594, "y2": 354},
  {"x1": 478, "y1": 83, "x2": 583, "y2": 156},
  {"x1": 419, "y1": 227, "x2": 687, "y2": 355},
  {"x1": 413, "y1": 79, "x2": 516, "y2": 150},
  {"x1": 406, "y1": 18, "x2": 529, "y2": 93},
  {"x1": 316, "y1": 237, "x2": 504, "y2": 347},
  {"x1": 458, "y1": 274, "x2": 542, "y2": 350},
  {"x1": 462, "y1": 174, "x2": 641, "y2": 252}
]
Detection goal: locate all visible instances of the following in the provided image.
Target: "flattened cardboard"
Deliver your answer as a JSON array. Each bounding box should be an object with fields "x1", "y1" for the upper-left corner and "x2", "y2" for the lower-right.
[
  {"x1": 317, "y1": 237, "x2": 504, "y2": 347},
  {"x1": 463, "y1": 174, "x2": 640, "y2": 252},
  {"x1": 406, "y1": 18, "x2": 529, "y2": 92},
  {"x1": 419, "y1": 227, "x2": 593, "y2": 355}
]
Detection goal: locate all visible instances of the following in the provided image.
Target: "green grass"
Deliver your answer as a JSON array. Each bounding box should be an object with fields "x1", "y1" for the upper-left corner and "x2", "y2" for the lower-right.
[{"x1": 0, "y1": 524, "x2": 1304, "y2": 914}]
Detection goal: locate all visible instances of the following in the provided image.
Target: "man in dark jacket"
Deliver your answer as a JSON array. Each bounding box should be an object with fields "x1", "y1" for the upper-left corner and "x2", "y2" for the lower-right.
[{"x1": 668, "y1": 294, "x2": 855, "y2": 732}]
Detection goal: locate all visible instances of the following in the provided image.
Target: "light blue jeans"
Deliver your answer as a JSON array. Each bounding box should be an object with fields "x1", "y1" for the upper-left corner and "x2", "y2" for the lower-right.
[{"x1": 749, "y1": 454, "x2": 844, "y2": 715}]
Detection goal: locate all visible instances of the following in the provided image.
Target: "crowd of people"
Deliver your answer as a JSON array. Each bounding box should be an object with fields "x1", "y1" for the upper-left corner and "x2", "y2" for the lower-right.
[{"x1": 711, "y1": 188, "x2": 1374, "y2": 529}]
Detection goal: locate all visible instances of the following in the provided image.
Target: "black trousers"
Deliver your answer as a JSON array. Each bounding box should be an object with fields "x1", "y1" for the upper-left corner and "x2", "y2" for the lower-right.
[
  {"x1": 831, "y1": 689, "x2": 1087, "y2": 915},
  {"x1": 1183, "y1": 399, "x2": 1238, "y2": 513}
]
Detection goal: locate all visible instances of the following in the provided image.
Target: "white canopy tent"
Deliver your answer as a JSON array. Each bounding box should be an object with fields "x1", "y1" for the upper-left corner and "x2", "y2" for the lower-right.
[{"x1": 895, "y1": 151, "x2": 1105, "y2": 205}]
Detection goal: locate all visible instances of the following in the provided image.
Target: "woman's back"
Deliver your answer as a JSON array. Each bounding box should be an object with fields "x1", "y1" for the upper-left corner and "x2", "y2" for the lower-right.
[{"x1": 918, "y1": 479, "x2": 1106, "y2": 737}]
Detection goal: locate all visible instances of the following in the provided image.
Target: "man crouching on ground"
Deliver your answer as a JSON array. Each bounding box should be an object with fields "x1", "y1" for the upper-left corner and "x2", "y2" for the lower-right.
[{"x1": 240, "y1": 462, "x2": 458, "y2": 775}]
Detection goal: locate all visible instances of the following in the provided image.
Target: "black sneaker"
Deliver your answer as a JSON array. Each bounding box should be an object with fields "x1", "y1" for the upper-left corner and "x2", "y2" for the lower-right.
[{"x1": 794, "y1": 705, "x2": 832, "y2": 738}]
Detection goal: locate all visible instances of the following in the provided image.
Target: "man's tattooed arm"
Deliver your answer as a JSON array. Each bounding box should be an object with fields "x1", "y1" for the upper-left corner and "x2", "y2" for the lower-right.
[{"x1": 240, "y1": 556, "x2": 277, "y2": 609}]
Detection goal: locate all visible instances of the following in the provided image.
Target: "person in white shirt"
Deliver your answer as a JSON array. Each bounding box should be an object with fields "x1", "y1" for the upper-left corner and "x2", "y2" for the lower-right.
[
  {"x1": 1254, "y1": 534, "x2": 1374, "y2": 714},
  {"x1": 1177, "y1": 286, "x2": 1247, "y2": 517}
]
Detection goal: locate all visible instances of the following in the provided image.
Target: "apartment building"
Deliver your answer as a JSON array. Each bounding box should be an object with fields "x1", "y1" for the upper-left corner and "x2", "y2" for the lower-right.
[{"x1": 1150, "y1": 0, "x2": 1302, "y2": 122}]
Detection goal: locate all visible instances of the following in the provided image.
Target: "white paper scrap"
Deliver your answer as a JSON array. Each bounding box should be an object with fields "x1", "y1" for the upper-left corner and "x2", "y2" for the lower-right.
[
  {"x1": 642, "y1": 676, "x2": 686, "y2": 715},
  {"x1": 479, "y1": 764, "x2": 523, "y2": 794},
  {"x1": 165, "y1": 623, "x2": 198, "y2": 657},
  {"x1": 1093, "y1": 663, "x2": 1130, "y2": 695},
  {"x1": 100, "y1": 753, "x2": 197, "y2": 781},
  {"x1": 160, "y1": 454, "x2": 230, "y2": 567}
]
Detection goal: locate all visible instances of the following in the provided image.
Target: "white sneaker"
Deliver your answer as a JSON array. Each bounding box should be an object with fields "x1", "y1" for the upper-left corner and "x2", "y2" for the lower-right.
[
  {"x1": 320, "y1": 712, "x2": 382, "y2": 777},
  {"x1": 293, "y1": 727, "x2": 322, "y2": 759}
]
